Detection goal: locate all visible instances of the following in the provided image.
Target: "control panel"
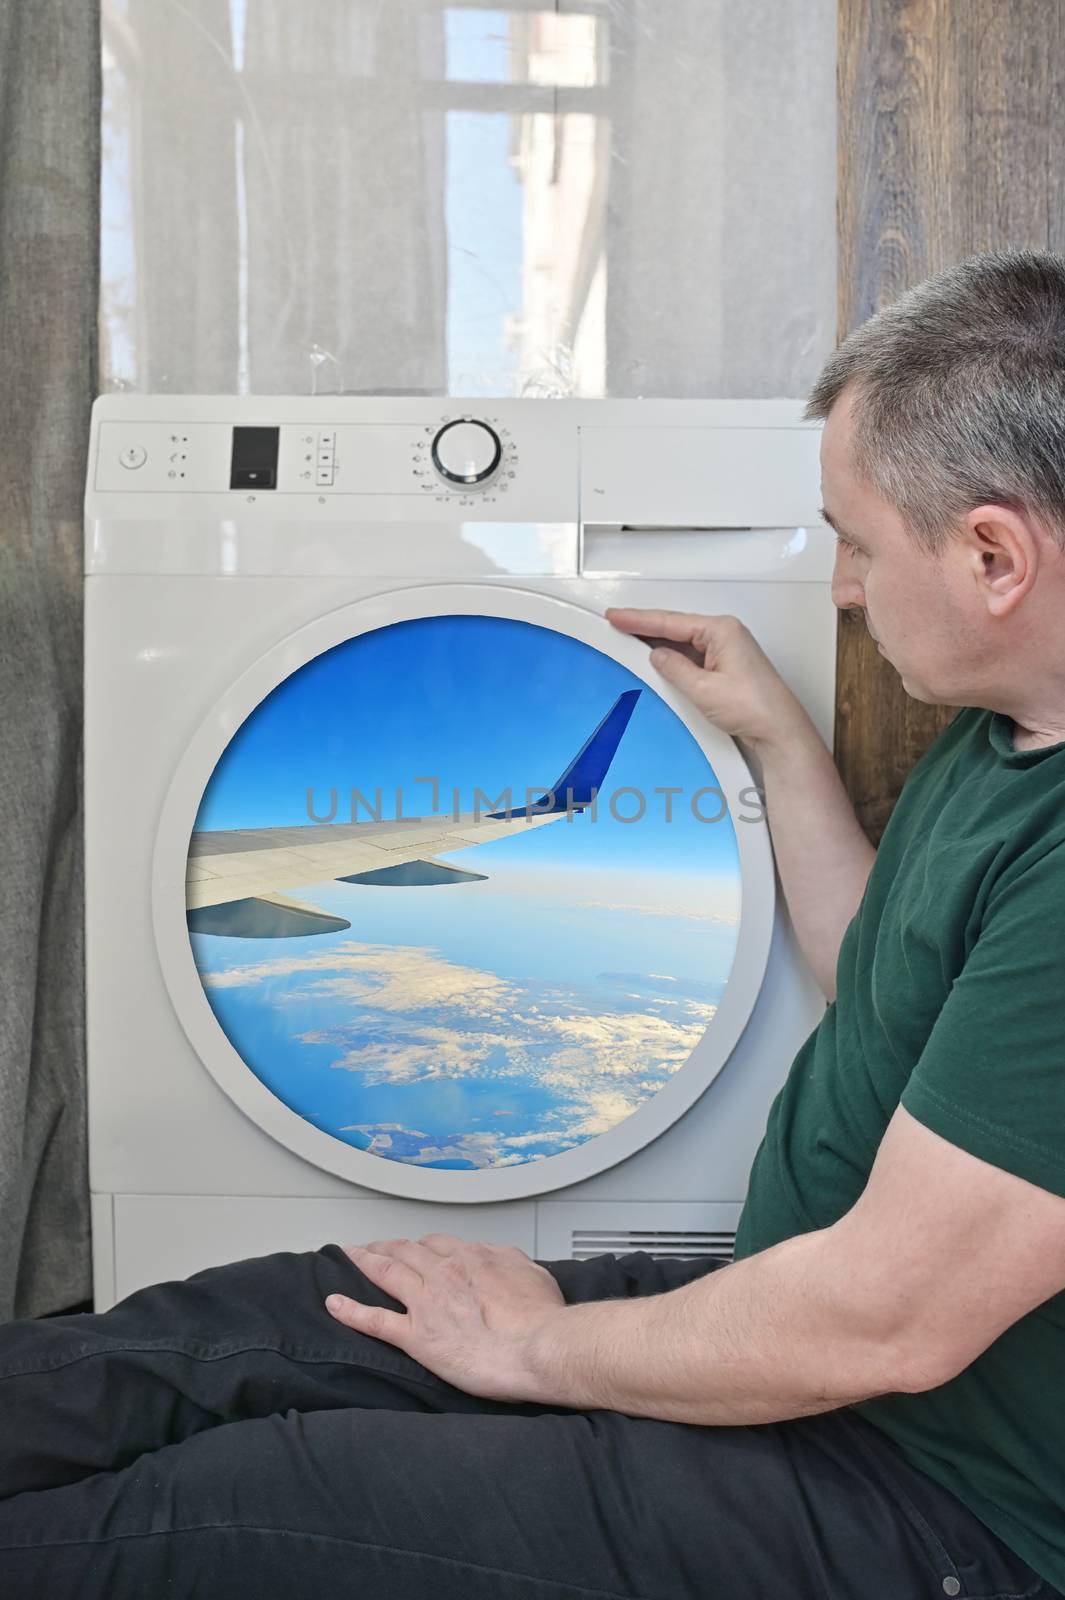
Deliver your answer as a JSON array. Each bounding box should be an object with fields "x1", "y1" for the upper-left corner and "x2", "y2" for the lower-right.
[
  {"x1": 86, "y1": 397, "x2": 828, "y2": 585},
  {"x1": 96, "y1": 413, "x2": 520, "y2": 502}
]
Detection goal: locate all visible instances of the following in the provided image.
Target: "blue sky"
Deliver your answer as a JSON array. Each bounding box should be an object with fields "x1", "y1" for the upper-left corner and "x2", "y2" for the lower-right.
[
  {"x1": 193, "y1": 614, "x2": 741, "y2": 882},
  {"x1": 444, "y1": 10, "x2": 525, "y2": 392}
]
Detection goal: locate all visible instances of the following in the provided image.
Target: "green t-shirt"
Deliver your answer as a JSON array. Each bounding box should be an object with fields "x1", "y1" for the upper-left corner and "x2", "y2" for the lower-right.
[{"x1": 733, "y1": 706, "x2": 1065, "y2": 1591}]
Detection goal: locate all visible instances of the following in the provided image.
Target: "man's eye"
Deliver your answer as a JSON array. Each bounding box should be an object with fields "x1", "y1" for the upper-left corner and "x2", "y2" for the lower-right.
[{"x1": 836, "y1": 534, "x2": 860, "y2": 555}]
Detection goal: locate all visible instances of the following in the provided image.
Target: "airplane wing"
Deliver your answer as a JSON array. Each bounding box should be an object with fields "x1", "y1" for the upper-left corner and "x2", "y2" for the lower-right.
[{"x1": 187, "y1": 689, "x2": 641, "y2": 938}]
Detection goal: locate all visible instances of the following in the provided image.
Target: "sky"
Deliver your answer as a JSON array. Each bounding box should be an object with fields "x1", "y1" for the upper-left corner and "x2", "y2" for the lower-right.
[{"x1": 444, "y1": 7, "x2": 526, "y2": 392}]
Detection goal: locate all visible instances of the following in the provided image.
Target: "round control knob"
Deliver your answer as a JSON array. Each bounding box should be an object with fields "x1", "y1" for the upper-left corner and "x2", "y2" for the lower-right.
[{"x1": 431, "y1": 418, "x2": 502, "y2": 485}]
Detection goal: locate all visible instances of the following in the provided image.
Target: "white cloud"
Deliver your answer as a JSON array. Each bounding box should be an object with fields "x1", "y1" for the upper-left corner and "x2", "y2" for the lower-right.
[
  {"x1": 204, "y1": 940, "x2": 512, "y2": 1014},
  {"x1": 201, "y1": 937, "x2": 721, "y2": 1169}
]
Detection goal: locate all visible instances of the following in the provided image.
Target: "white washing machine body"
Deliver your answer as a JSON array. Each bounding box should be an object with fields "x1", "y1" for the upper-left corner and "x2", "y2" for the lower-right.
[{"x1": 85, "y1": 396, "x2": 835, "y2": 1308}]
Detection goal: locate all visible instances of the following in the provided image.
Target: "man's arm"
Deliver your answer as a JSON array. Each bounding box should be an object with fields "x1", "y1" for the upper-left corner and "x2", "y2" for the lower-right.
[
  {"x1": 753, "y1": 718, "x2": 876, "y2": 1001},
  {"x1": 606, "y1": 609, "x2": 874, "y2": 1000},
  {"x1": 524, "y1": 1220, "x2": 924, "y2": 1426},
  {"x1": 521, "y1": 1107, "x2": 1065, "y2": 1424},
  {"x1": 326, "y1": 1113, "x2": 1065, "y2": 1418}
]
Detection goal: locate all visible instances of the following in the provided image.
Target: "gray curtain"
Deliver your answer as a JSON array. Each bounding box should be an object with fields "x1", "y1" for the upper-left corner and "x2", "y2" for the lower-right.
[{"x1": 0, "y1": 1, "x2": 100, "y2": 1318}]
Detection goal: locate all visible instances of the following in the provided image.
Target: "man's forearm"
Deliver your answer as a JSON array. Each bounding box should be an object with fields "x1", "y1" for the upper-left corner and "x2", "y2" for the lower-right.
[
  {"x1": 522, "y1": 1228, "x2": 926, "y2": 1425},
  {"x1": 751, "y1": 717, "x2": 876, "y2": 1001}
]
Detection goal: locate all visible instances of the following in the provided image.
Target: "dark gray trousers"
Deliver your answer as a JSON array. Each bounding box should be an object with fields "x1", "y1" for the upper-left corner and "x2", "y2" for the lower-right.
[{"x1": 0, "y1": 1244, "x2": 1056, "y2": 1599}]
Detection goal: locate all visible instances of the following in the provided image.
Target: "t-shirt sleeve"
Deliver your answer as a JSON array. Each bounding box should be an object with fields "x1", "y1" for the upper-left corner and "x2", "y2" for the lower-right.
[{"x1": 901, "y1": 851, "x2": 1065, "y2": 1200}]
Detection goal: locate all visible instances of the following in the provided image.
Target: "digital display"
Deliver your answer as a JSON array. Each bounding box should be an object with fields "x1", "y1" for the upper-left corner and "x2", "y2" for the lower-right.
[{"x1": 230, "y1": 426, "x2": 279, "y2": 490}]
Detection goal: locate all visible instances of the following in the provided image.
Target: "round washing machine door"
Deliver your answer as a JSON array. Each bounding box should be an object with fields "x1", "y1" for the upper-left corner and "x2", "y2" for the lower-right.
[{"x1": 153, "y1": 586, "x2": 774, "y2": 1203}]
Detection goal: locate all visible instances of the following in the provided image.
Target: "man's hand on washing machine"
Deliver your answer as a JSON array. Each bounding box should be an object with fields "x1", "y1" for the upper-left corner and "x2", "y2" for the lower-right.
[
  {"x1": 609, "y1": 605, "x2": 875, "y2": 1003},
  {"x1": 606, "y1": 606, "x2": 812, "y2": 753},
  {"x1": 325, "y1": 1235, "x2": 569, "y2": 1401}
]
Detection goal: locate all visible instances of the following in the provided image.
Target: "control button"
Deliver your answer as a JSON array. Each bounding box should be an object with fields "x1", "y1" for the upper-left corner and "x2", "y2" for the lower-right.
[
  {"x1": 430, "y1": 418, "x2": 502, "y2": 485},
  {"x1": 119, "y1": 446, "x2": 147, "y2": 470}
]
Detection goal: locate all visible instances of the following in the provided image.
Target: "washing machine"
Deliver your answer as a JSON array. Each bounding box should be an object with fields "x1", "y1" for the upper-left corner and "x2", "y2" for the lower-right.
[{"x1": 85, "y1": 396, "x2": 835, "y2": 1310}]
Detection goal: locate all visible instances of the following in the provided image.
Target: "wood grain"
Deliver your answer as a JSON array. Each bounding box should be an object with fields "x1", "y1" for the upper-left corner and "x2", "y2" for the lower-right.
[{"x1": 836, "y1": 0, "x2": 1063, "y2": 838}]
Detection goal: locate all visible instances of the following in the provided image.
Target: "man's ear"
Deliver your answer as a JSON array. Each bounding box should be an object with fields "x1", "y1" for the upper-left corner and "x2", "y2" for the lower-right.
[{"x1": 960, "y1": 504, "x2": 1039, "y2": 618}]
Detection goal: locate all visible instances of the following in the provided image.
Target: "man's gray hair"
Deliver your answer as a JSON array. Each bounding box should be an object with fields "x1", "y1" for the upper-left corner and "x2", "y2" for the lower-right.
[{"x1": 805, "y1": 250, "x2": 1065, "y2": 551}]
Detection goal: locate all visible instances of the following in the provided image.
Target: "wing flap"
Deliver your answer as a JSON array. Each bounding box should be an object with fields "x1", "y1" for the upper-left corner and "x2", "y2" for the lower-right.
[
  {"x1": 337, "y1": 857, "x2": 488, "y2": 887},
  {"x1": 187, "y1": 892, "x2": 351, "y2": 940}
]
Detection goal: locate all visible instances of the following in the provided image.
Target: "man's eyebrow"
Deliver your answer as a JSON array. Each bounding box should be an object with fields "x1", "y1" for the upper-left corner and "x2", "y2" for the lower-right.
[{"x1": 820, "y1": 506, "x2": 863, "y2": 544}]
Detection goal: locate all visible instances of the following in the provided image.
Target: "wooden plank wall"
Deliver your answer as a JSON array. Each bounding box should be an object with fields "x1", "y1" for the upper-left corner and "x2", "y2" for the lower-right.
[{"x1": 835, "y1": 0, "x2": 1065, "y2": 839}]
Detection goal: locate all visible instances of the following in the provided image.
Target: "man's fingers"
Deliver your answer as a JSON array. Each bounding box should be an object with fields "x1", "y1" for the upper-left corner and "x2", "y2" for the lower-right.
[
  {"x1": 606, "y1": 606, "x2": 708, "y2": 641},
  {"x1": 416, "y1": 1232, "x2": 467, "y2": 1256},
  {"x1": 648, "y1": 644, "x2": 716, "y2": 704},
  {"x1": 607, "y1": 605, "x2": 695, "y2": 633},
  {"x1": 637, "y1": 633, "x2": 706, "y2": 667},
  {"x1": 343, "y1": 1241, "x2": 422, "y2": 1301},
  {"x1": 367, "y1": 1237, "x2": 432, "y2": 1270},
  {"x1": 325, "y1": 1293, "x2": 409, "y2": 1348}
]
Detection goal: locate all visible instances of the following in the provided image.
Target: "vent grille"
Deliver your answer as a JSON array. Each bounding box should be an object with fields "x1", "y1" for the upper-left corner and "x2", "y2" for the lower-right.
[{"x1": 571, "y1": 1229, "x2": 735, "y2": 1262}]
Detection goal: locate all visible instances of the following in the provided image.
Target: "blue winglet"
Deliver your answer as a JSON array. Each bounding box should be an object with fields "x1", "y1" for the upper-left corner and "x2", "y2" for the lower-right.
[{"x1": 488, "y1": 689, "x2": 641, "y2": 818}]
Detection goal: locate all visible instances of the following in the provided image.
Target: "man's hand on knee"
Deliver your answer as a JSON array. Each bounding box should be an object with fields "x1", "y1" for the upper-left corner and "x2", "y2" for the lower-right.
[{"x1": 326, "y1": 1235, "x2": 568, "y2": 1402}]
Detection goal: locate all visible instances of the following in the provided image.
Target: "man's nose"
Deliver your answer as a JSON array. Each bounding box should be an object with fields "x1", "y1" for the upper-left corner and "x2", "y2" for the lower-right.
[{"x1": 830, "y1": 559, "x2": 865, "y2": 612}]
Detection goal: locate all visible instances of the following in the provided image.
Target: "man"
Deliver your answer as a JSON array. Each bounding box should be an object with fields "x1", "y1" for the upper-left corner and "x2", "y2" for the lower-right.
[{"x1": 2, "y1": 250, "x2": 1063, "y2": 1598}]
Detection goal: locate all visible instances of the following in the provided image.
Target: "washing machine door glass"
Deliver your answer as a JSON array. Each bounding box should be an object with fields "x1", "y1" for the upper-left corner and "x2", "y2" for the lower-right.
[{"x1": 154, "y1": 588, "x2": 773, "y2": 1202}]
